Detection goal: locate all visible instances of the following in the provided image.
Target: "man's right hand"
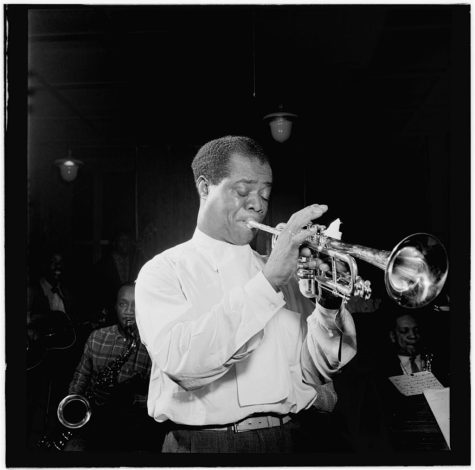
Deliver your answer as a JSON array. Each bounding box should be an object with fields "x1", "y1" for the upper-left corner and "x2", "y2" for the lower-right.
[{"x1": 262, "y1": 204, "x2": 328, "y2": 291}]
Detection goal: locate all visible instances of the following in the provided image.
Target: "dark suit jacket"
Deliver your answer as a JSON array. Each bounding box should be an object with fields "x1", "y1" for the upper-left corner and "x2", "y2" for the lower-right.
[{"x1": 332, "y1": 313, "x2": 450, "y2": 452}]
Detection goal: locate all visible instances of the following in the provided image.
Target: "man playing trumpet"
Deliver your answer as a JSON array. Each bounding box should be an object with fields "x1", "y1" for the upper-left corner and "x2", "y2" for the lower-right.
[{"x1": 135, "y1": 135, "x2": 357, "y2": 453}]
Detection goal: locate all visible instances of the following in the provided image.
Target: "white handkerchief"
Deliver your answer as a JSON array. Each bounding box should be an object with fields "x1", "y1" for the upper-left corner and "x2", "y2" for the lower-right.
[
  {"x1": 324, "y1": 218, "x2": 342, "y2": 240},
  {"x1": 235, "y1": 314, "x2": 290, "y2": 406}
]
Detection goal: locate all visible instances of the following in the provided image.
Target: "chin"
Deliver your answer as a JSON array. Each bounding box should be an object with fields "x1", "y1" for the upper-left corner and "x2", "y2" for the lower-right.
[
  {"x1": 229, "y1": 224, "x2": 255, "y2": 245},
  {"x1": 238, "y1": 230, "x2": 256, "y2": 245},
  {"x1": 231, "y1": 236, "x2": 251, "y2": 246}
]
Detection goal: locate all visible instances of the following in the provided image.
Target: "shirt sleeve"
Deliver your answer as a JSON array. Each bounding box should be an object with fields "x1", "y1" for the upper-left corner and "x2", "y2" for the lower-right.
[
  {"x1": 302, "y1": 302, "x2": 357, "y2": 383},
  {"x1": 68, "y1": 334, "x2": 94, "y2": 395},
  {"x1": 135, "y1": 255, "x2": 286, "y2": 391}
]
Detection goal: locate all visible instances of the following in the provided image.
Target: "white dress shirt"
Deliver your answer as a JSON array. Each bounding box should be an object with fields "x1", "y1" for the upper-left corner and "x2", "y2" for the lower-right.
[
  {"x1": 398, "y1": 354, "x2": 423, "y2": 374},
  {"x1": 39, "y1": 277, "x2": 66, "y2": 313},
  {"x1": 135, "y1": 228, "x2": 357, "y2": 425}
]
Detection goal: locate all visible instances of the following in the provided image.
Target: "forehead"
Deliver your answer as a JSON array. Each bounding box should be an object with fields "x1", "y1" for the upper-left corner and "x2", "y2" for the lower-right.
[
  {"x1": 396, "y1": 315, "x2": 417, "y2": 329},
  {"x1": 50, "y1": 254, "x2": 63, "y2": 262},
  {"x1": 225, "y1": 153, "x2": 272, "y2": 183},
  {"x1": 117, "y1": 286, "x2": 134, "y2": 299}
]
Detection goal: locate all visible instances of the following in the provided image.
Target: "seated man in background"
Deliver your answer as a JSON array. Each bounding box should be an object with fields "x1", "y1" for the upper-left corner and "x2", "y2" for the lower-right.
[
  {"x1": 332, "y1": 301, "x2": 450, "y2": 453},
  {"x1": 386, "y1": 308, "x2": 449, "y2": 385},
  {"x1": 27, "y1": 251, "x2": 82, "y2": 449},
  {"x1": 31, "y1": 251, "x2": 78, "y2": 350},
  {"x1": 60, "y1": 282, "x2": 156, "y2": 451},
  {"x1": 375, "y1": 306, "x2": 450, "y2": 451}
]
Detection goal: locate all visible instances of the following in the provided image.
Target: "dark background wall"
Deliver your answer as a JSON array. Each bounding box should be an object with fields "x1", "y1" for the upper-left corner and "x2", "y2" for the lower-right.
[
  {"x1": 15, "y1": 3, "x2": 467, "y2": 344},
  {"x1": 20, "y1": 5, "x2": 466, "y2": 284}
]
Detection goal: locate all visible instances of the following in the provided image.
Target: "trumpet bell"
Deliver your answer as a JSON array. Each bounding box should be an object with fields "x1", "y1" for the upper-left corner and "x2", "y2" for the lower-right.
[
  {"x1": 386, "y1": 233, "x2": 448, "y2": 309},
  {"x1": 57, "y1": 394, "x2": 92, "y2": 429}
]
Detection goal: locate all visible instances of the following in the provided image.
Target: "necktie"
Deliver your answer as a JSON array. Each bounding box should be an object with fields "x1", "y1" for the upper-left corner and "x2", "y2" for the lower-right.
[
  {"x1": 410, "y1": 356, "x2": 420, "y2": 373},
  {"x1": 51, "y1": 285, "x2": 63, "y2": 299}
]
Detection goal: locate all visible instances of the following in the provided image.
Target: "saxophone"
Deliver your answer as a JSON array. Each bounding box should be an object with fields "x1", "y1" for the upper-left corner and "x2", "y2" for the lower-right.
[
  {"x1": 88, "y1": 332, "x2": 137, "y2": 407},
  {"x1": 38, "y1": 329, "x2": 138, "y2": 451}
]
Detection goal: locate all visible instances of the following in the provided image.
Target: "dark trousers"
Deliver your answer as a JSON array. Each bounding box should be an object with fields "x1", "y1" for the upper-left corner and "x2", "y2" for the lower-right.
[
  {"x1": 162, "y1": 420, "x2": 299, "y2": 453},
  {"x1": 160, "y1": 411, "x2": 351, "y2": 453}
]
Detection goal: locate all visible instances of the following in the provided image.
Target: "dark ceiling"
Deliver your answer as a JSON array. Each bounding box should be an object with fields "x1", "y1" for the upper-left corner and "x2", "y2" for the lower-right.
[{"x1": 27, "y1": 4, "x2": 453, "y2": 148}]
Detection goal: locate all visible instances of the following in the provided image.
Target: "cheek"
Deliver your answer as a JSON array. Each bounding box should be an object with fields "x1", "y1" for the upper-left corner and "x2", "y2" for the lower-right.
[
  {"x1": 221, "y1": 198, "x2": 244, "y2": 219},
  {"x1": 209, "y1": 193, "x2": 238, "y2": 213}
]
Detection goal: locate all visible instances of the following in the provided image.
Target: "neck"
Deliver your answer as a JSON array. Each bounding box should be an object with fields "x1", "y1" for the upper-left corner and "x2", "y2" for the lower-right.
[
  {"x1": 399, "y1": 352, "x2": 419, "y2": 358},
  {"x1": 119, "y1": 324, "x2": 137, "y2": 340},
  {"x1": 44, "y1": 274, "x2": 58, "y2": 286},
  {"x1": 196, "y1": 210, "x2": 222, "y2": 242}
]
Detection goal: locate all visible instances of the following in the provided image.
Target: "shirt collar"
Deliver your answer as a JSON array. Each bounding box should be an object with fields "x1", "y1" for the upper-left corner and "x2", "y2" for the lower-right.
[
  {"x1": 191, "y1": 228, "x2": 253, "y2": 271},
  {"x1": 114, "y1": 323, "x2": 140, "y2": 342},
  {"x1": 398, "y1": 354, "x2": 421, "y2": 365}
]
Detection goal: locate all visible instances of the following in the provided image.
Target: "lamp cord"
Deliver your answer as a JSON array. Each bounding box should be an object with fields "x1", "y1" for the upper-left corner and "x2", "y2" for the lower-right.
[{"x1": 252, "y1": 11, "x2": 256, "y2": 98}]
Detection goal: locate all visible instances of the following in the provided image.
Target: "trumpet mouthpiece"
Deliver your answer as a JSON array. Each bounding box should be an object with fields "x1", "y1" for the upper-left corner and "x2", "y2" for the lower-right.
[{"x1": 246, "y1": 220, "x2": 281, "y2": 236}]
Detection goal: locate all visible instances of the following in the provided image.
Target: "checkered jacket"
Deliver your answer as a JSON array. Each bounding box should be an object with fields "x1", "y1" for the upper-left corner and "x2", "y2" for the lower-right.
[{"x1": 69, "y1": 324, "x2": 151, "y2": 396}]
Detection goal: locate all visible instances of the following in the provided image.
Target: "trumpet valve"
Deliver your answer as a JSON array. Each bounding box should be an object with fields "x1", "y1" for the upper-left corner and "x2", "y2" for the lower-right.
[
  {"x1": 298, "y1": 278, "x2": 318, "y2": 298},
  {"x1": 297, "y1": 255, "x2": 319, "y2": 298},
  {"x1": 353, "y1": 276, "x2": 372, "y2": 300}
]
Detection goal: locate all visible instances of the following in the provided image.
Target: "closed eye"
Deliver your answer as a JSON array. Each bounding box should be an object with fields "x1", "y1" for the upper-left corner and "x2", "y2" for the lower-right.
[{"x1": 260, "y1": 191, "x2": 271, "y2": 202}]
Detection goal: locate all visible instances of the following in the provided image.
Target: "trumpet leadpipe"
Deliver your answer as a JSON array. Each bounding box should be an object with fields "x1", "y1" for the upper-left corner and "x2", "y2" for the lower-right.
[{"x1": 246, "y1": 220, "x2": 282, "y2": 236}]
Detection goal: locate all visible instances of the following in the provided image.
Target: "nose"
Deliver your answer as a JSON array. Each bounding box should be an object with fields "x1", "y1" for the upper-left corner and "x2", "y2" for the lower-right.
[
  {"x1": 407, "y1": 329, "x2": 419, "y2": 340},
  {"x1": 124, "y1": 303, "x2": 135, "y2": 315},
  {"x1": 245, "y1": 193, "x2": 264, "y2": 214}
]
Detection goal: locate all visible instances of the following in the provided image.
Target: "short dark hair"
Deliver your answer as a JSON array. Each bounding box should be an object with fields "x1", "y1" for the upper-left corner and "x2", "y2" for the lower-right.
[
  {"x1": 117, "y1": 281, "x2": 135, "y2": 296},
  {"x1": 191, "y1": 135, "x2": 270, "y2": 187},
  {"x1": 387, "y1": 307, "x2": 419, "y2": 331}
]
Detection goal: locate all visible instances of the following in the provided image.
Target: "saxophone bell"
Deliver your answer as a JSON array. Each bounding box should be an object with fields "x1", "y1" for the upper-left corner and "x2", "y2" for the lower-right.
[{"x1": 57, "y1": 394, "x2": 92, "y2": 429}]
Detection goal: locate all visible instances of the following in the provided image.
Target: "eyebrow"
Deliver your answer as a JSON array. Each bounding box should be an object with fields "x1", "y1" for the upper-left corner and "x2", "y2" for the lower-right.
[{"x1": 234, "y1": 179, "x2": 272, "y2": 186}]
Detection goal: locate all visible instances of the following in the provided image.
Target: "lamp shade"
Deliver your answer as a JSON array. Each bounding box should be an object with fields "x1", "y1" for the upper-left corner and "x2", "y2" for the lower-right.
[
  {"x1": 55, "y1": 158, "x2": 83, "y2": 182},
  {"x1": 263, "y1": 110, "x2": 298, "y2": 143}
]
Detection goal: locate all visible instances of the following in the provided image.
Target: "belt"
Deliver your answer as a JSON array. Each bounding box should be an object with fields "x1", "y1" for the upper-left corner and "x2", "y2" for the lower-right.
[{"x1": 173, "y1": 414, "x2": 292, "y2": 433}]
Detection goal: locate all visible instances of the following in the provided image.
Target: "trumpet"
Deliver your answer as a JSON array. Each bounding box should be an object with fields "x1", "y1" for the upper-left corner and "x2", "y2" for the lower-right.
[{"x1": 247, "y1": 220, "x2": 448, "y2": 309}]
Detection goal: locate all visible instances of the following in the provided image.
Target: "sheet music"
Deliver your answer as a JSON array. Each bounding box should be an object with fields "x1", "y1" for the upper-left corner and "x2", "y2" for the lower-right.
[
  {"x1": 424, "y1": 387, "x2": 450, "y2": 449},
  {"x1": 388, "y1": 371, "x2": 444, "y2": 396}
]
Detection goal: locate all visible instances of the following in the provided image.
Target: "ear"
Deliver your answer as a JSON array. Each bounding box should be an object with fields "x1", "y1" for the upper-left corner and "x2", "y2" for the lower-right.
[
  {"x1": 389, "y1": 331, "x2": 396, "y2": 344},
  {"x1": 197, "y1": 176, "x2": 209, "y2": 199}
]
